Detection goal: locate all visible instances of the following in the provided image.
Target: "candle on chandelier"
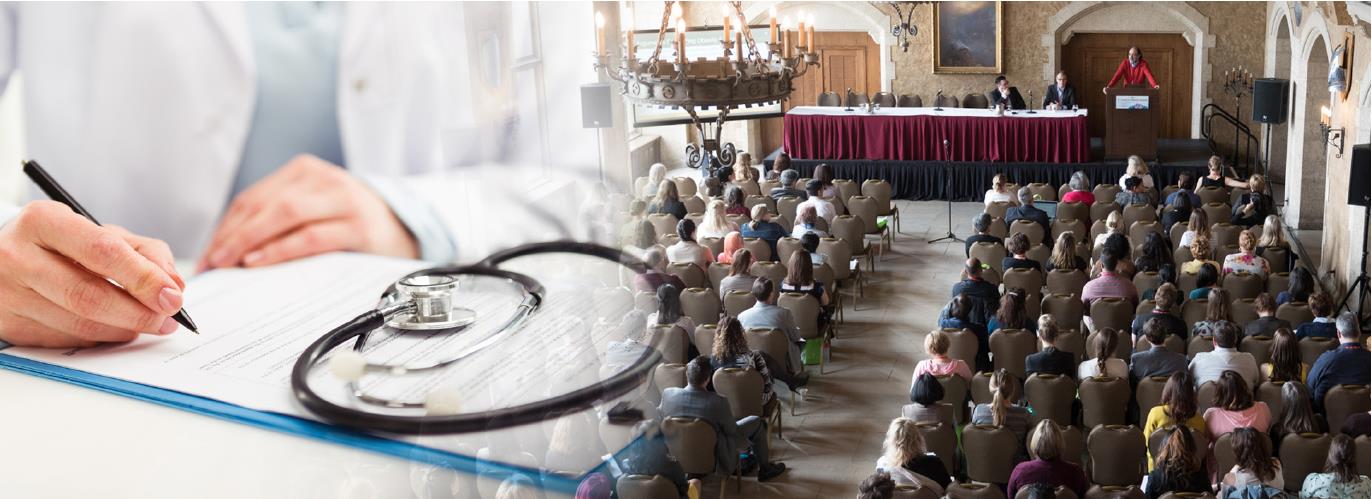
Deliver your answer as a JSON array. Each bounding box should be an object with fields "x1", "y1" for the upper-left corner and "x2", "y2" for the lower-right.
[
  {"x1": 722, "y1": 4, "x2": 731, "y2": 44},
  {"x1": 807, "y1": 14, "x2": 816, "y2": 52},
  {"x1": 782, "y1": 17, "x2": 792, "y2": 58},
  {"x1": 624, "y1": 3, "x2": 635, "y2": 59},
  {"x1": 798, "y1": 14, "x2": 806, "y2": 48},
  {"x1": 677, "y1": 19, "x2": 687, "y2": 64},
  {"x1": 736, "y1": 32, "x2": 744, "y2": 62},
  {"x1": 594, "y1": 12, "x2": 605, "y2": 57},
  {"x1": 769, "y1": 7, "x2": 778, "y2": 47},
  {"x1": 1321, "y1": 105, "x2": 1331, "y2": 126}
]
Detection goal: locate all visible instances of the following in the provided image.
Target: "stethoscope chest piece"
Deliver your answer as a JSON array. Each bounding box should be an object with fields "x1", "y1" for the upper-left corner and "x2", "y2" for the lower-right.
[{"x1": 384, "y1": 274, "x2": 478, "y2": 331}]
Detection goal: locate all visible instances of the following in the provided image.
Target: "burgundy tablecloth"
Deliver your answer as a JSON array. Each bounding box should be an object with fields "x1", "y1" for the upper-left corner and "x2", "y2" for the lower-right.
[{"x1": 783, "y1": 112, "x2": 1091, "y2": 163}]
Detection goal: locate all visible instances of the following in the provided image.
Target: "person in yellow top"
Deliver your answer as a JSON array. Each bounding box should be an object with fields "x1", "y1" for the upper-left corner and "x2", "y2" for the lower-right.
[
  {"x1": 1142, "y1": 371, "x2": 1206, "y2": 471},
  {"x1": 1260, "y1": 328, "x2": 1310, "y2": 383}
]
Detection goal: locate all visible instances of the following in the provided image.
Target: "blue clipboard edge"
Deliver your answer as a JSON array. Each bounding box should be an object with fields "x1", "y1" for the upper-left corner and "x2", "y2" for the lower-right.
[{"x1": 0, "y1": 351, "x2": 637, "y2": 494}]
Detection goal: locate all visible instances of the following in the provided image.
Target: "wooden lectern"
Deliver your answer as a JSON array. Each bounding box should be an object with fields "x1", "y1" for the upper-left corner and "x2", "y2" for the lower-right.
[{"x1": 1104, "y1": 87, "x2": 1159, "y2": 160}]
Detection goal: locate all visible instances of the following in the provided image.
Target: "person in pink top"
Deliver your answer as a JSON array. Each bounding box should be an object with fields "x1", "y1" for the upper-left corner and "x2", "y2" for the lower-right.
[
  {"x1": 911, "y1": 329, "x2": 974, "y2": 391},
  {"x1": 1203, "y1": 370, "x2": 1272, "y2": 439}
]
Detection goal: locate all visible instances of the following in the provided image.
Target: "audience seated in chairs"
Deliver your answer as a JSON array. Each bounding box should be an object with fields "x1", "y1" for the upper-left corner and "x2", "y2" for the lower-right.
[
  {"x1": 649, "y1": 284, "x2": 698, "y2": 352},
  {"x1": 1164, "y1": 171, "x2": 1202, "y2": 208},
  {"x1": 1201, "y1": 155, "x2": 1249, "y2": 189},
  {"x1": 1299, "y1": 434, "x2": 1371, "y2": 499},
  {"x1": 1142, "y1": 372, "x2": 1205, "y2": 470},
  {"x1": 801, "y1": 233, "x2": 826, "y2": 266},
  {"x1": 737, "y1": 277, "x2": 809, "y2": 386},
  {"x1": 1132, "y1": 283, "x2": 1187, "y2": 339},
  {"x1": 1115, "y1": 176, "x2": 1153, "y2": 207},
  {"x1": 642, "y1": 162, "x2": 668, "y2": 199},
  {"x1": 1204, "y1": 370, "x2": 1273, "y2": 440},
  {"x1": 1096, "y1": 233, "x2": 1138, "y2": 279},
  {"x1": 1082, "y1": 250, "x2": 1137, "y2": 307},
  {"x1": 1177, "y1": 209, "x2": 1210, "y2": 249},
  {"x1": 875, "y1": 417, "x2": 952, "y2": 493},
  {"x1": 1294, "y1": 292, "x2": 1337, "y2": 339},
  {"x1": 1046, "y1": 232, "x2": 1087, "y2": 273},
  {"x1": 617, "y1": 419, "x2": 697, "y2": 498},
  {"x1": 1141, "y1": 263, "x2": 1177, "y2": 301},
  {"x1": 972, "y1": 369, "x2": 1032, "y2": 462},
  {"x1": 1307, "y1": 312, "x2": 1370, "y2": 411},
  {"x1": 710, "y1": 317, "x2": 779, "y2": 402},
  {"x1": 1278, "y1": 266, "x2": 1314, "y2": 306},
  {"x1": 1134, "y1": 232, "x2": 1172, "y2": 274},
  {"x1": 1231, "y1": 175, "x2": 1273, "y2": 227},
  {"x1": 950, "y1": 258, "x2": 1000, "y2": 323},
  {"x1": 905, "y1": 373, "x2": 955, "y2": 427},
  {"x1": 741, "y1": 205, "x2": 787, "y2": 258},
  {"x1": 1221, "y1": 230, "x2": 1270, "y2": 279},
  {"x1": 1027, "y1": 315, "x2": 1076, "y2": 379},
  {"x1": 1261, "y1": 327, "x2": 1307, "y2": 382},
  {"x1": 1119, "y1": 155, "x2": 1157, "y2": 191},
  {"x1": 658, "y1": 356, "x2": 787, "y2": 481},
  {"x1": 1270, "y1": 381, "x2": 1326, "y2": 453},
  {"x1": 985, "y1": 173, "x2": 1019, "y2": 207},
  {"x1": 1244, "y1": 293, "x2": 1291, "y2": 337},
  {"x1": 717, "y1": 231, "x2": 744, "y2": 264},
  {"x1": 769, "y1": 169, "x2": 807, "y2": 201},
  {"x1": 1161, "y1": 184, "x2": 1194, "y2": 234},
  {"x1": 1189, "y1": 322, "x2": 1259, "y2": 387},
  {"x1": 989, "y1": 288, "x2": 1036, "y2": 334},
  {"x1": 940, "y1": 293, "x2": 991, "y2": 372},
  {"x1": 796, "y1": 180, "x2": 837, "y2": 226},
  {"x1": 723, "y1": 186, "x2": 750, "y2": 217},
  {"x1": 635, "y1": 247, "x2": 686, "y2": 293},
  {"x1": 1191, "y1": 288, "x2": 1237, "y2": 339},
  {"x1": 698, "y1": 199, "x2": 739, "y2": 239},
  {"x1": 1185, "y1": 261, "x2": 1220, "y2": 301},
  {"x1": 792, "y1": 205, "x2": 828, "y2": 239},
  {"x1": 1006, "y1": 420, "x2": 1089, "y2": 499},
  {"x1": 666, "y1": 219, "x2": 715, "y2": 271},
  {"x1": 1142, "y1": 426, "x2": 1211, "y2": 498},
  {"x1": 765, "y1": 153, "x2": 790, "y2": 182},
  {"x1": 965, "y1": 212, "x2": 1004, "y2": 258},
  {"x1": 717, "y1": 247, "x2": 757, "y2": 298},
  {"x1": 1095, "y1": 211, "x2": 1125, "y2": 249},
  {"x1": 858, "y1": 470, "x2": 896, "y2": 499},
  {"x1": 648, "y1": 180, "x2": 687, "y2": 220},
  {"x1": 1006, "y1": 186, "x2": 1051, "y2": 240},
  {"x1": 1078, "y1": 325, "x2": 1128, "y2": 379},
  {"x1": 912, "y1": 329, "x2": 974, "y2": 384},
  {"x1": 781, "y1": 250, "x2": 831, "y2": 309},
  {"x1": 1061, "y1": 171, "x2": 1095, "y2": 205},
  {"x1": 1219, "y1": 426, "x2": 1282, "y2": 491},
  {"x1": 1132, "y1": 317, "x2": 1191, "y2": 382},
  {"x1": 1003, "y1": 233, "x2": 1043, "y2": 273}
]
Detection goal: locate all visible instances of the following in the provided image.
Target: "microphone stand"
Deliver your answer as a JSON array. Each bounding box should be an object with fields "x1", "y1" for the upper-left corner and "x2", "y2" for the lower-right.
[
  {"x1": 927, "y1": 138, "x2": 963, "y2": 244},
  {"x1": 1026, "y1": 89, "x2": 1037, "y2": 114},
  {"x1": 933, "y1": 90, "x2": 944, "y2": 112}
]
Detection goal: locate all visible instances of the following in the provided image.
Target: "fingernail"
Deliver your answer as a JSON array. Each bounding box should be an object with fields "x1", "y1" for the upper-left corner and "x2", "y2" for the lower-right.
[
  {"x1": 158, "y1": 287, "x2": 182, "y2": 314},
  {"x1": 243, "y1": 251, "x2": 263, "y2": 266},
  {"x1": 159, "y1": 317, "x2": 179, "y2": 335}
]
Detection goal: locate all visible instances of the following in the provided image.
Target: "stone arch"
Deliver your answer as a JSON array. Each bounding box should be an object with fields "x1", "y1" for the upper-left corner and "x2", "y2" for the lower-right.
[
  {"x1": 1263, "y1": 6, "x2": 1295, "y2": 181},
  {"x1": 1283, "y1": 10, "x2": 1334, "y2": 229},
  {"x1": 1044, "y1": 1, "x2": 1212, "y2": 138},
  {"x1": 743, "y1": 1, "x2": 894, "y2": 90}
]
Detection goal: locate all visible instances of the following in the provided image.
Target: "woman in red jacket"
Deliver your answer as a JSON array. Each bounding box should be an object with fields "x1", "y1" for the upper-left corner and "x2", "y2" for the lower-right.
[{"x1": 1102, "y1": 46, "x2": 1160, "y2": 94}]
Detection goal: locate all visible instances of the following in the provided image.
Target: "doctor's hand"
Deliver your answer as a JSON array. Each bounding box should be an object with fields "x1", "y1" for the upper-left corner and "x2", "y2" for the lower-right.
[
  {"x1": 0, "y1": 201, "x2": 187, "y2": 348},
  {"x1": 198, "y1": 154, "x2": 418, "y2": 271}
]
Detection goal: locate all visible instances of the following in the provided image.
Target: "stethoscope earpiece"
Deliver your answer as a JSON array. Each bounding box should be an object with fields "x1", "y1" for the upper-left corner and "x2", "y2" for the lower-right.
[
  {"x1": 329, "y1": 349, "x2": 367, "y2": 382},
  {"x1": 424, "y1": 390, "x2": 462, "y2": 416}
]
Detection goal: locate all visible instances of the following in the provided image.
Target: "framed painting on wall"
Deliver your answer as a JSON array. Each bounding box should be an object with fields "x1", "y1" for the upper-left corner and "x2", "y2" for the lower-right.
[{"x1": 933, "y1": 1, "x2": 1002, "y2": 74}]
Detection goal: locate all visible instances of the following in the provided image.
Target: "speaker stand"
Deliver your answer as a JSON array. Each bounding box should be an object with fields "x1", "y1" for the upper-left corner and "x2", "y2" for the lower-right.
[
  {"x1": 927, "y1": 162, "x2": 963, "y2": 244},
  {"x1": 594, "y1": 128, "x2": 605, "y2": 184},
  {"x1": 1339, "y1": 198, "x2": 1370, "y2": 324}
]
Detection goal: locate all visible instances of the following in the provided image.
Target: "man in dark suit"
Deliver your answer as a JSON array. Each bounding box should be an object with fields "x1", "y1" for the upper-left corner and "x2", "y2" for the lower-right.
[
  {"x1": 659, "y1": 357, "x2": 788, "y2": 481},
  {"x1": 1130, "y1": 317, "x2": 1190, "y2": 382},
  {"x1": 1042, "y1": 71, "x2": 1077, "y2": 110},
  {"x1": 1130, "y1": 283, "x2": 1188, "y2": 339},
  {"x1": 989, "y1": 75, "x2": 1027, "y2": 110},
  {"x1": 1244, "y1": 293, "x2": 1291, "y2": 337},
  {"x1": 950, "y1": 258, "x2": 1000, "y2": 324},
  {"x1": 1025, "y1": 317, "x2": 1076, "y2": 379},
  {"x1": 1004, "y1": 187, "x2": 1052, "y2": 248}
]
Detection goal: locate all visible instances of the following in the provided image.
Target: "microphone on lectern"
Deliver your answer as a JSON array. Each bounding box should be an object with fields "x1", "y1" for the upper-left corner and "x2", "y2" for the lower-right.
[{"x1": 934, "y1": 90, "x2": 944, "y2": 111}]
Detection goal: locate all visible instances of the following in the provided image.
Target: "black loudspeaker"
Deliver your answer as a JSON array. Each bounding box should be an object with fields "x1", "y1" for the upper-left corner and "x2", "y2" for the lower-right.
[
  {"x1": 1351, "y1": 143, "x2": 1370, "y2": 207},
  {"x1": 1252, "y1": 78, "x2": 1290, "y2": 124},
  {"x1": 580, "y1": 83, "x2": 613, "y2": 129}
]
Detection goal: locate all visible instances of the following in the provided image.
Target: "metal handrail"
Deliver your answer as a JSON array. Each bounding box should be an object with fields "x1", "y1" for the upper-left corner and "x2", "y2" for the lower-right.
[{"x1": 1201, "y1": 103, "x2": 1262, "y2": 176}]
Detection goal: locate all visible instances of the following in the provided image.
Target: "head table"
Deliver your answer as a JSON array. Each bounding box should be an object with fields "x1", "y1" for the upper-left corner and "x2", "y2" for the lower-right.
[{"x1": 783, "y1": 105, "x2": 1091, "y2": 164}]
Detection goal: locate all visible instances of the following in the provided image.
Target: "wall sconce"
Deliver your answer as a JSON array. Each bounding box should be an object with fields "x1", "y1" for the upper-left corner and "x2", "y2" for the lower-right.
[{"x1": 1319, "y1": 105, "x2": 1345, "y2": 158}]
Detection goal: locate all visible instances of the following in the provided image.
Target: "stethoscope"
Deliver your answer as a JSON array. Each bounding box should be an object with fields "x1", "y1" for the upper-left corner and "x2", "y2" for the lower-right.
[{"x1": 290, "y1": 241, "x2": 661, "y2": 434}]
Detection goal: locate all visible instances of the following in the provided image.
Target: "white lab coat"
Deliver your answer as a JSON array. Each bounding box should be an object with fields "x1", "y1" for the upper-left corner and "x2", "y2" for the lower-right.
[{"x1": 0, "y1": 3, "x2": 478, "y2": 257}]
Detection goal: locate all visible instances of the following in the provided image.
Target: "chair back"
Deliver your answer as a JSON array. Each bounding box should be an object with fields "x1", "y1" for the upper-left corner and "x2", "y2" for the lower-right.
[
  {"x1": 962, "y1": 93, "x2": 990, "y2": 109},
  {"x1": 777, "y1": 292, "x2": 821, "y2": 340},
  {"x1": 1003, "y1": 268, "x2": 1045, "y2": 296},
  {"x1": 741, "y1": 237, "x2": 771, "y2": 262},
  {"x1": 649, "y1": 324, "x2": 690, "y2": 364},
  {"x1": 988, "y1": 217, "x2": 1009, "y2": 239},
  {"x1": 989, "y1": 329, "x2": 1037, "y2": 381},
  {"x1": 1086, "y1": 425, "x2": 1146, "y2": 486},
  {"x1": 946, "y1": 482, "x2": 1009, "y2": 499},
  {"x1": 862, "y1": 179, "x2": 895, "y2": 216},
  {"x1": 1169, "y1": 223, "x2": 1187, "y2": 246},
  {"x1": 1047, "y1": 270, "x2": 1088, "y2": 298},
  {"x1": 775, "y1": 237, "x2": 803, "y2": 266},
  {"x1": 848, "y1": 196, "x2": 882, "y2": 233},
  {"x1": 1276, "y1": 301, "x2": 1314, "y2": 326},
  {"x1": 1230, "y1": 298, "x2": 1258, "y2": 324},
  {"x1": 699, "y1": 236, "x2": 724, "y2": 258},
  {"x1": 1015, "y1": 487, "x2": 1078, "y2": 499},
  {"x1": 1128, "y1": 221, "x2": 1163, "y2": 248},
  {"x1": 1256, "y1": 380, "x2": 1287, "y2": 417},
  {"x1": 1180, "y1": 299, "x2": 1208, "y2": 330},
  {"x1": 1054, "y1": 328, "x2": 1087, "y2": 364},
  {"x1": 1212, "y1": 432, "x2": 1237, "y2": 481},
  {"x1": 1090, "y1": 201, "x2": 1121, "y2": 223},
  {"x1": 776, "y1": 196, "x2": 802, "y2": 221},
  {"x1": 679, "y1": 287, "x2": 721, "y2": 327},
  {"x1": 1174, "y1": 246, "x2": 1196, "y2": 272},
  {"x1": 1196, "y1": 186, "x2": 1227, "y2": 205},
  {"x1": 1080, "y1": 376, "x2": 1130, "y2": 427},
  {"x1": 722, "y1": 290, "x2": 756, "y2": 317},
  {"x1": 1237, "y1": 335, "x2": 1274, "y2": 366},
  {"x1": 1122, "y1": 204, "x2": 1156, "y2": 230},
  {"x1": 1052, "y1": 218, "x2": 1088, "y2": 243},
  {"x1": 1086, "y1": 328, "x2": 1132, "y2": 361},
  {"x1": 1196, "y1": 382, "x2": 1218, "y2": 414},
  {"x1": 646, "y1": 213, "x2": 678, "y2": 239},
  {"x1": 962, "y1": 425, "x2": 1018, "y2": 485},
  {"x1": 873, "y1": 91, "x2": 897, "y2": 107},
  {"x1": 744, "y1": 328, "x2": 791, "y2": 375},
  {"x1": 1229, "y1": 187, "x2": 1252, "y2": 206},
  {"x1": 652, "y1": 363, "x2": 687, "y2": 400},
  {"x1": 683, "y1": 196, "x2": 706, "y2": 215},
  {"x1": 914, "y1": 421, "x2": 959, "y2": 474},
  {"x1": 830, "y1": 215, "x2": 866, "y2": 254},
  {"x1": 897, "y1": 94, "x2": 923, "y2": 107},
  {"x1": 845, "y1": 91, "x2": 870, "y2": 107},
  {"x1": 616, "y1": 475, "x2": 681, "y2": 499},
  {"x1": 934, "y1": 374, "x2": 969, "y2": 425},
  {"x1": 1221, "y1": 271, "x2": 1263, "y2": 300},
  {"x1": 1325, "y1": 385, "x2": 1372, "y2": 433},
  {"x1": 706, "y1": 263, "x2": 731, "y2": 291},
  {"x1": 1135, "y1": 376, "x2": 1170, "y2": 416},
  {"x1": 1084, "y1": 485, "x2": 1146, "y2": 499},
  {"x1": 1009, "y1": 219, "x2": 1046, "y2": 246},
  {"x1": 1146, "y1": 427, "x2": 1208, "y2": 469},
  {"x1": 1057, "y1": 202, "x2": 1090, "y2": 224},
  {"x1": 943, "y1": 329, "x2": 980, "y2": 376},
  {"x1": 1090, "y1": 298, "x2": 1134, "y2": 333},
  {"x1": 934, "y1": 93, "x2": 961, "y2": 109},
  {"x1": 1187, "y1": 334, "x2": 1214, "y2": 359},
  {"x1": 712, "y1": 367, "x2": 765, "y2": 418},
  {"x1": 634, "y1": 291, "x2": 656, "y2": 312},
  {"x1": 743, "y1": 194, "x2": 772, "y2": 214},
  {"x1": 1280, "y1": 433, "x2": 1333, "y2": 491},
  {"x1": 817, "y1": 91, "x2": 841, "y2": 107},
  {"x1": 833, "y1": 178, "x2": 861, "y2": 205},
  {"x1": 986, "y1": 201, "x2": 1012, "y2": 220},
  {"x1": 816, "y1": 238, "x2": 852, "y2": 281},
  {"x1": 1263, "y1": 246, "x2": 1291, "y2": 273},
  {"x1": 692, "y1": 324, "x2": 717, "y2": 357},
  {"x1": 1028, "y1": 182, "x2": 1057, "y2": 202},
  {"x1": 661, "y1": 417, "x2": 717, "y2": 475},
  {"x1": 1024, "y1": 373, "x2": 1076, "y2": 426},
  {"x1": 666, "y1": 262, "x2": 706, "y2": 289},
  {"x1": 748, "y1": 261, "x2": 787, "y2": 285},
  {"x1": 1202, "y1": 204, "x2": 1231, "y2": 228},
  {"x1": 970, "y1": 242, "x2": 1009, "y2": 274}
]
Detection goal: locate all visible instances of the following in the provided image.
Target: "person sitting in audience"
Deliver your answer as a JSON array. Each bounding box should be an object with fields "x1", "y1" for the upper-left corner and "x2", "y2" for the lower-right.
[
  {"x1": 701, "y1": 176, "x2": 724, "y2": 199},
  {"x1": 781, "y1": 251, "x2": 832, "y2": 322},
  {"x1": 659, "y1": 357, "x2": 787, "y2": 481},
  {"x1": 1096, "y1": 234, "x2": 1137, "y2": 279},
  {"x1": 1270, "y1": 381, "x2": 1326, "y2": 453},
  {"x1": 796, "y1": 179, "x2": 836, "y2": 226},
  {"x1": 666, "y1": 219, "x2": 715, "y2": 271},
  {"x1": 904, "y1": 373, "x2": 956, "y2": 427},
  {"x1": 602, "y1": 310, "x2": 652, "y2": 378},
  {"x1": 985, "y1": 173, "x2": 1018, "y2": 207},
  {"x1": 1026, "y1": 315, "x2": 1075, "y2": 379},
  {"x1": 1134, "y1": 232, "x2": 1172, "y2": 273},
  {"x1": 1177, "y1": 209, "x2": 1210, "y2": 249},
  {"x1": 1164, "y1": 171, "x2": 1202, "y2": 208},
  {"x1": 1002, "y1": 233, "x2": 1043, "y2": 273},
  {"x1": 1081, "y1": 251, "x2": 1138, "y2": 306},
  {"x1": 1046, "y1": 232, "x2": 1088, "y2": 272},
  {"x1": 1222, "y1": 231, "x2": 1270, "y2": 278},
  {"x1": 617, "y1": 420, "x2": 696, "y2": 499},
  {"x1": 737, "y1": 278, "x2": 807, "y2": 384},
  {"x1": 769, "y1": 169, "x2": 808, "y2": 201},
  {"x1": 1185, "y1": 261, "x2": 1220, "y2": 302},
  {"x1": 940, "y1": 294, "x2": 991, "y2": 372},
  {"x1": 857, "y1": 471, "x2": 895, "y2": 499},
  {"x1": 801, "y1": 232, "x2": 826, "y2": 266},
  {"x1": 1262, "y1": 328, "x2": 1307, "y2": 382},
  {"x1": 912, "y1": 329, "x2": 974, "y2": 384},
  {"x1": 1143, "y1": 426, "x2": 1210, "y2": 498},
  {"x1": 875, "y1": 417, "x2": 952, "y2": 492},
  {"x1": 1181, "y1": 235, "x2": 1219, "y2": 277},
  {"x1": 812, "y1": 164, "x2": 838, "y2": 199},
  {"x1": 628, "y1": 220, "x2": 658, "y2": 257},
  {"x1": 1300, "y1": 434, "x2": 1372, "y2": 499},
  {"x1": 1278, "y1": 266, "x2": 1313, "y2": 305},
  {"x1": 717, "y1": 248, "x2": 756, "y2": 298},
  {"x1": 1061, "y1": 171, "x2": 1095, "y2": 205},
  {"x1": 1006, "y1": 420, "x2": 1089, "y2": 499},
  {"x1": 1307, "y1": 312, "x2": 1370, "y2": 411},
  {"x1": 710, "y1": 317, "x2": 778, "y2": 402},
  {"x1": 1190, "y1": 323, "x2": 1259, "y2": 387},
  {"x1": 766, "y1": 153, "x2": 790, "y2": 181},
  {"x1": 1191, "y1": 288, "x2": 1236, "y2": 339},
  {"x1": 1131, "y1": 319, "x2": 1191, "y2": 382},
  {"x1": 1245, "y1": 293, "x2": 1291, "y2": 337},
  {"x1": 1115, "y1": 176, "x2": 1152, "y2": 207},
  {"x1": 1343, "y1": 411, "x2": 1371, "y2": 437},
  {"x1": 1295, "y1": 292, "x2": 1338, "y2": 339},
  {"x1": 648, "y1": 180, "x2": 687, "y2": 220},
  {"x1": 1079, "y1": 327, "x2": 1127, "y2": 379},
  {"x1": 634, "y1": 247, "x2": 687, "y2": 293},
  {"x1": 723, "y1": 186, "x2": 750, "y2": 217},
  {"x1": 1220, "y1": 427, "x2": 1282, "y2": 491},
  {"x1": 731, "y1": 153, "x2": 758, "y2": 186},
  {"x1": 1254, "y1": 215, "x2": 1293, "y2": 270},
  {"x1": 1204, "y1": 370, "x2": 1272, "y2": 440},
  {"x1": 950, "y1": 258, "x2": 1000, "y2": 322},
  {"x1": 649, "y1": 284, "x2": 697, "y2": 346},
  {"x1": 620, "y1": 199, "x2": 649, "y2": 247},
  {"x1": 791, "y1": 205, "x2": 828, "y2": 239},
  {"x1": 1160, "y1": 185, "x2": 1193, "y2": 234},
  {"x1": 1006, "y1": 186, "x2": 1051, "y2": 240},
  {"x1": 990, "y1": 75, "x2": 1028, "y2": 110},
  {"x1": 988, "y1": 289, "x2": 1036, "y2": 334},
  {"x1": 1132, "y1": 283, "x2": 1187, "y2": 339},
  {"x1": 642, "y1": 162, "x2": 668, "y2": 199},
  {"x1": 697, "y1": 200, "x2": 739, "y2": 240},
  {"x1": 1141, "y1": 264, "x2": 1177, "y2": 301},
  {"x1": 1094, "y1": 211, "x2": 1124, "y2": 249},
  {"x1": 1201, "y1": 155, "x2": 1249, "y2": 189},
  {"x1": 1142, "y1": 372, "x2": 1205, "y2": 470},
  {"x1": 1231, "y1": 175, "x2": 1273, "y2": 227},
  {"x1": 740, "y1": 205, "x2": 787, "y2": 258},
  {"x1": 965, "y1": 212, "x2": 1004, "y2": 258},
  {"x1": 1119, "y1": 155, "x2": 1156, "y2": 191},
  {"x1": 717, "y1": 231, "x2": 744, "y2": 264},
  {"x1": 972, "y1": 369, "x2": 1032, "y2": 461}
]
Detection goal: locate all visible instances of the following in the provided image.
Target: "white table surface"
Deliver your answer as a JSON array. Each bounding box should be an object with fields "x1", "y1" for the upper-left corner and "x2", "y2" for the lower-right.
[{"x1": 786, "y1": 105, "x2": 1088, "y2": 118}]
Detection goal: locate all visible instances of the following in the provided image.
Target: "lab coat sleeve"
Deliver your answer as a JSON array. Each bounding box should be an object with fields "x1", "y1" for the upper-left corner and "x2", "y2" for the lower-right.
[{"x1": 360, "y1": 175, "x2": 458, "y2": 264}]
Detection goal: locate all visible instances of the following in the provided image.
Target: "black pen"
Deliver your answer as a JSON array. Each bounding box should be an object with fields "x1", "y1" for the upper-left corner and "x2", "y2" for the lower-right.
[{"x1": 21, "y1": 159, "x2": 199, "y2": 334}]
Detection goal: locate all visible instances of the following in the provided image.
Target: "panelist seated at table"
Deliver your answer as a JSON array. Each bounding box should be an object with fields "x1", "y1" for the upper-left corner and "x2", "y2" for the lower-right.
[
  {"x1": 1102, "y1": 46, "x2": 1160, "y2": 94},
  {"x1": 1042, "y1": 71, "x2": 1077, "y2": 110},
  {"x1": 989, "y1": 75, "x2": 1027, "y2": 110}
]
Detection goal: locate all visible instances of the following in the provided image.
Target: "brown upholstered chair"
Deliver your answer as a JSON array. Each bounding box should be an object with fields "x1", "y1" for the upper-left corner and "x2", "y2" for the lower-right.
[
  {"x1": 1187, "y1": 334, "x2": 1214, "y2": 359},
  {"x1": 1009, "y1": 219, "x2": 1046, "y2": 246},
  {"x1": 944, "y1": 328, "x2": 981, "y2": 378},
  {"x1": 1015, "y1": 486, "x2": 1078, "y2": 499},
  {"x1": 1280, "y1": 433, "x2": 1333, "y2": 492},
  {"x1": 1083, "y1": 485, "x2": 1146, "y2": 499},
  {"x1": 1086, "y1": 425, "x2": 1146, "y2": 486},
  {"x1": 1080, "y1": 376, "x2": 1130, "y2": 428},
  {"x1": 946, "y1": 482, "x2": 1009, "y2": 499},
  {"x1": 970, "y1": 370, "x2": 996, "y2": 406},
  {"x1": 1196, "y1": 382, "x2": 1219, "y2": 414},
  {"x1": 722, "y1": 290, "x2": 756, "y2": 317},
  {"x1": 1146, "y1": 426, "x2": 1208, "y2": 469},
  {"x1": 679, "y1": 287, "x2": 720, "y2": 327},
  {"x1": 990, "y1": 329, "x2": 1038, "y2": 381},
  {"x1": 666, "y1": 262, "x2": 707, "y2": 289},
  {"x1": 1090, "y1": 298, "x2": 1134, "y2": 334},
  {"x1": 1299, "y1": 336, "x2": 1339, "y2": 365},
  {"x1": 971, "y1": 242, "x2": 1009, "y2": 275},
  {"x1": 1024, "y1": 373, "x2": 1076, "y2": 426},
  {"x1": 1135, "y1": 376, "x2": 1170, "y2": 417},
  {"x1": 1324, "y1": 385, "x2": 1372, "y2": 433},
  {"x1": 1256, "y1": 380, "x2": 1287, "y2": 417},
  {"x1": 914, "y1": 421, "x2": 959, "y2": 474},
  {"x1": 962, "y1": 425, "x2": 1018, "y2": 485},
  {"x1": 935, "y1": 374, "x2": 970, "y2": 425},
  {"x1": 1221, "y1": 271, "x2": 1264, "y2": 300},
  {"x1": 897, "y1": 94, "x2": 922, "y2": 108},
  {"x1": 662, "y1": 417, "x2": 720, "y2": 475},
  {"x1": 1276, "y1": 301, "x2": 1314, "y2": 325},
  {"x1": 1237, "y1": 335, "x2": 1274, "y2": 366}
]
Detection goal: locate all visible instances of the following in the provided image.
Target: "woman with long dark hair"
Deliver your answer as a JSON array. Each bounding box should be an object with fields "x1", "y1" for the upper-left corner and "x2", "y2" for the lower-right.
[
  {"x1": 1142, "y1": 426, "x2": 1209, "y2": 498},
  {"x1": 1300, "y1": 434, "x2": 1371, "y2": 498},
  {"x1": 709, "y1": 316, "x2": 775, "y2": 403},
  {"x1": 1221, "y1": 427, "x2": 1283, "y2": 489},
  {"x1": 1142, "y1": 371, "x2": 1204, "y2": 471}
]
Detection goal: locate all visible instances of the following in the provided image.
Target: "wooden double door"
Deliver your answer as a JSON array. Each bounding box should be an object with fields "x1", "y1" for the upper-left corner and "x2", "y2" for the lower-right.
[
  {"x1": 761, "y1": 31, "x2": 881, "y2": 154},
  {"x1": 1061, "y1": 33, "x2": 1193, "y2": 139}
]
